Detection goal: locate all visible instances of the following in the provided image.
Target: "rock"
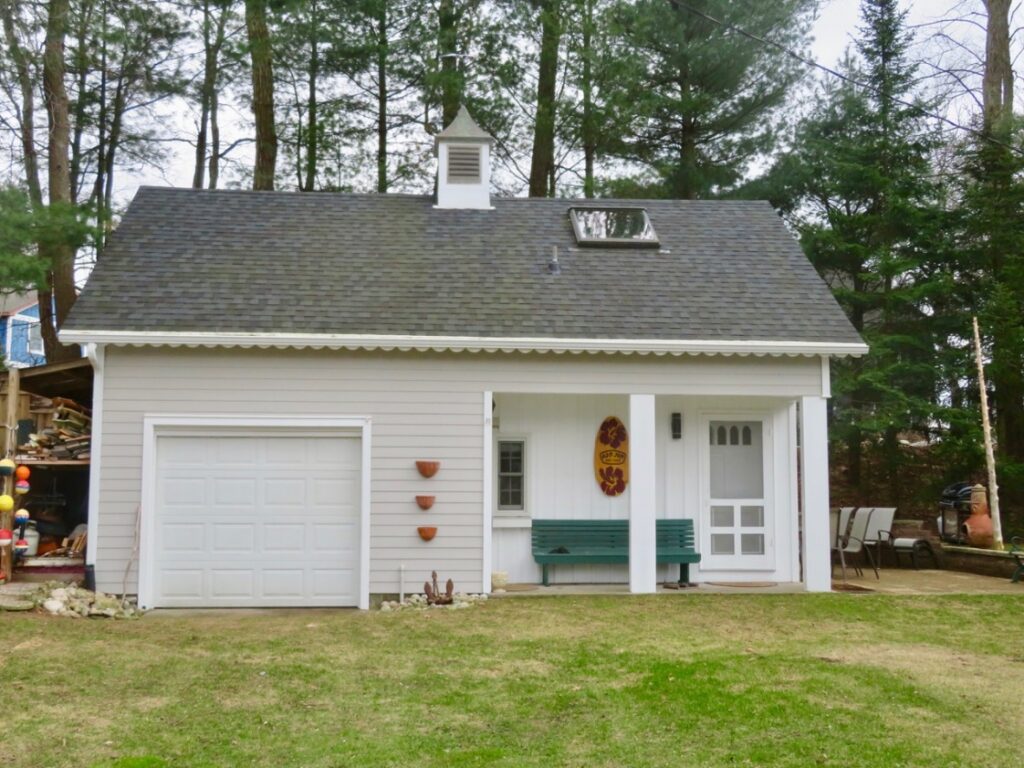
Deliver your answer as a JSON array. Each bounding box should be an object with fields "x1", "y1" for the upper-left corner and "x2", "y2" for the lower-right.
[{"x1": 42, "y1": 598, "x2": 63, "y2": 614}]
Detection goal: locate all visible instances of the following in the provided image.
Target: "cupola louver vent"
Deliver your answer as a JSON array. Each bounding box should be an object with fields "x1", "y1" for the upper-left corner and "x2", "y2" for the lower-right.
[{"x1": 447, "y1": 145, "x2": 481, "y2": 184}]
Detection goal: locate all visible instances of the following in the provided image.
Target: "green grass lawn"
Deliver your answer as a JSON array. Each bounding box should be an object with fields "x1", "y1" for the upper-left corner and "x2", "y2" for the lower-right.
[{"x1": 2, "y1": 594, "x2": 1023, "y2": 767}]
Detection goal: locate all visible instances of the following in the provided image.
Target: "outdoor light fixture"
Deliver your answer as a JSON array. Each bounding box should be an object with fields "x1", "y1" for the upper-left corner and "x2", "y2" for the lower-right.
[{"x1": 671, "y1": 412, "x2": 682, "y2": 440}]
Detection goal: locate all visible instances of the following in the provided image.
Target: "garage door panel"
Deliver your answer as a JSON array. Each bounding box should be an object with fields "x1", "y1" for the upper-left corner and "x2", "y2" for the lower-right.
[
  {"x1": 212, "y1": 523, "x2": 254, "y2": 553},
  {"x1": 159, "y1": 569, "x2": 203, "y2": 598},
  {"x1": 313, "y1": 523, "x2": 355, "y2": 553},
  {"x1": 161, "y1": 523, "x2": 204, "y2": 552},
  {"x1": 214, "y1": 478, "x2": 257, "y2": 506},
  {"x1": 264, "y1": 477, "x2": 306, "y2": 504},
  {"x1": 312, "y1": 568, "x2": 355, "y2": 597},
  {"x1": 211, "y1": 569, "x2": 255, "y2": 598},
  {"x1": 153, "y1": 432, "x2": 362, "y2": 607},
  {"x1": 263, "y1": 569, "x2": 304, "y2": 597}
]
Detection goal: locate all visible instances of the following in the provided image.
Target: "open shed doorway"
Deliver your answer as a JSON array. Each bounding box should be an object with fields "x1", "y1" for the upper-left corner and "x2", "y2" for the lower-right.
[{"x1": 0, "y1": 358, "x2": 93, "y2": 586}]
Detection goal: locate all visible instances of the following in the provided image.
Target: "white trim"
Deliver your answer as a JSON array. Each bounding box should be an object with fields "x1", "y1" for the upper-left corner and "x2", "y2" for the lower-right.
[
  {"x1": 138, "y1": 414, "x2": 372, "y2": 610},
  {"x1": 799, "y1": 396, "x2": 831, "y2": 592},
  {"x1": 482, "y1": 390, "x2": 493, "y2": 593},
  {"x1": 492, "y1": 517, "x2": 532, "y2": 529},
  {"x1": 84, "y1": 343, "x2": 104, "y2": 566},
  {"x1": 787, "y1": 402, "x2": 800, "y2": 582},
  {"x1": 820, "y1": 355, "x2": 831, "y2": 398},
  {"x1": 58, "y1": 329, "x2": 869, "y2": 358},
  {"x1": 628, "y1": 394, "x2": 657, "y2": 593}
]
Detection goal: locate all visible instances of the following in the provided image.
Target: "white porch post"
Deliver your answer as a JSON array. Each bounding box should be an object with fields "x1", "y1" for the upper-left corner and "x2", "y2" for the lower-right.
[
  {"x1": 800, "y1": 395, "x2": 831, "y2": 592},
  {"x1": 629, "y1": 394, "x2": 657, "y2": 593}
]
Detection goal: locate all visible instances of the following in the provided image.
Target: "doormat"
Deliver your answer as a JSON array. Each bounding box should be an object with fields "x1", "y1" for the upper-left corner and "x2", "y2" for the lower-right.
[
  {"x1": 831, "y1": 581, "x2": 875, "y2": 593},
  {"x1": 706, "y1": 581, "x2": 778, "y2": 588}
]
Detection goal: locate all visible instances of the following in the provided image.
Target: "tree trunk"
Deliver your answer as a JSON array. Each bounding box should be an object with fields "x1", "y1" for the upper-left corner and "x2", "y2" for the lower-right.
[
  {"x1": 376, "y1": 1, "x2": 387, "y2": 193},
  {"x1": 193, "y1": 0, "x2": 213, "y2": 188},
  {"x1": 438, "y1": 0, "x2": 460, "y2": 125},
  {"x1": 245, "y1": 0, "x2": 276, "y2": 190},
  {"x1": 982, "y1": 0, "x2": 1013, "y2": 136},
  {"x1": 0, "y1": 0, "x2": 42, "y2": 206},
  {"x1": 208, "y1": 87, "x2": 220, "y2": 188},
  {"x1": 303, "y1": 0, "x2": 318, "y2": 191},
  {"x1": 981, "y1": 0, "x2": 1024, "y2": 494},
  {"x1": 528, "y1": 0, "x2": 560, "y2": 197},
  {"x1": 42, "y1": 0, "x2": 79, "y2": 362},
  {"x1": 581, "y1": 0, "x2": 595, "y2": 199}
]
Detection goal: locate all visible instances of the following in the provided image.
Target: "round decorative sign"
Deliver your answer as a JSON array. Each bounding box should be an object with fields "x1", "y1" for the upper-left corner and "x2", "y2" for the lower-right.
[{"x1": 594, "y1": 416, "x2": 629, "y2": 497}]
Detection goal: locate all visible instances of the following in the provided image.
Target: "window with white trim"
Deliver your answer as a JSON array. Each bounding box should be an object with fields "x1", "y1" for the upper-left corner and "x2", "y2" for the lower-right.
[
  {"x1": 27, "y1": 321, "x2": 43, "y2": 356},
  {"x1": 497, "y1": 440, "x2": 525, "y2": 511}
]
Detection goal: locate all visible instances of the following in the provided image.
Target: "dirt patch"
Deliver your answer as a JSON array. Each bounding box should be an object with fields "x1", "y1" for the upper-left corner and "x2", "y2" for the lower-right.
[{"x1": 821, "y1": 643, "x2": 1024, "y2": 731}]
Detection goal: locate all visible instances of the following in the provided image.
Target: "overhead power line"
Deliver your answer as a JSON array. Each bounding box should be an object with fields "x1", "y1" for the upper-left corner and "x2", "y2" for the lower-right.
[{"x1": 666, "y1": 0, "x2": 1024, "y2": 157}]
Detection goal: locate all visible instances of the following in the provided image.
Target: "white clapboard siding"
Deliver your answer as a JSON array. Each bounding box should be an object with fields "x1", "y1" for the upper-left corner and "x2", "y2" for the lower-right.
[{"x1": 95, "y1": 347, "x2": 822, "y2": 595}]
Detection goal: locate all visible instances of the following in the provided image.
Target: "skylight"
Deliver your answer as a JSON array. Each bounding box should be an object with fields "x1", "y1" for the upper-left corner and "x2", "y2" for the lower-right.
[{"x1": 569, "y1": 207, "x2": 659, "y2": 247}]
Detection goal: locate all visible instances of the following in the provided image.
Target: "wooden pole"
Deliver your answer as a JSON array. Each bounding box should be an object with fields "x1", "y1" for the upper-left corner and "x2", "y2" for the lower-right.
[
  {"x1": 972, "y1": 316, "x2": 1004, "y2": 548},
  {"x1": 1, "y1": 366, "x2": 19, "y2": 582}
]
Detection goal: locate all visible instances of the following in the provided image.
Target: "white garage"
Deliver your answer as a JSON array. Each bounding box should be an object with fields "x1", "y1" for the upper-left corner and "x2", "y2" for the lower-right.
[{"x1": 137, "y1": 417, "x2": 371, "y2": 609}]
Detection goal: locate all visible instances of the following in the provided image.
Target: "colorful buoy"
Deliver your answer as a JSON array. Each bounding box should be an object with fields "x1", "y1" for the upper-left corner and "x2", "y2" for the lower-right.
[
  {"x1": 13, "y1": 538, "x2": 28, "y2": 554},
  {"x1": 13, "y1": 509, "x2": 29, "y2": 525},
  {"x1": 0, "y1": 529, "x2": 11, "y2": 546},
  {"x1": 14, "y1": 480, "x2": 29, "y2": 495},
  {"x1": 15, "y1": 465, "x2": 29, "y2": 481},
  {"x1": 0, "y1": 458, "x2": 14, "y2": 476},
  {"x1": 0, "y1": 495, "x2": 13, "y2": 512}
]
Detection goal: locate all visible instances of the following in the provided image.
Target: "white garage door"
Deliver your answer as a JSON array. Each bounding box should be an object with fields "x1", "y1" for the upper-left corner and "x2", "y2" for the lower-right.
[{"x1": 152, "y1": 431, "x2": 362, "y2": 607}]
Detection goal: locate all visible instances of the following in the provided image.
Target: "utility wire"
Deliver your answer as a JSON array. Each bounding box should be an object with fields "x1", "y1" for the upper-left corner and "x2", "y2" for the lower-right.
[{"x1": 667, "y1": 0, "x2": 1024, "y2": 157}]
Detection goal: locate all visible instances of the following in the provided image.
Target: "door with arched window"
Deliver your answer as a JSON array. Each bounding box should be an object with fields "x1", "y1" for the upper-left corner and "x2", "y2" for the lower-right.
[{"x1": 702, "y1": 417, "x2": 773, "y2": 570}]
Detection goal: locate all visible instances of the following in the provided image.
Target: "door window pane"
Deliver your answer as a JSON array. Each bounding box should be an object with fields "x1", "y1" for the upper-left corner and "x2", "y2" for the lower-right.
[
  {"x1": 711, "y1": 534, "x2": 735, "y2": 555},
  {"x1": 741, "y1": 533, "x2": 765, "y2": 555},
  {"x1": 740, "y1": 506, "x2": 764, "y2": 527},
  {"x1": 709, "y1": 421, "x2": 763, "y2": 498},
  {"x1": 711, "y1": 506, "x2": 733, "y2": 528}
]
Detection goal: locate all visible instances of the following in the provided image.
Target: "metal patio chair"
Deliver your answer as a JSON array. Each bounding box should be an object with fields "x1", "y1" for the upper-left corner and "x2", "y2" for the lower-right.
[
  {"x1": 832, "y1": 507, "x2": 878, "y2": 580},
  {"x1": 862, "y1": 507, "x2": 896, "y2": 574}
]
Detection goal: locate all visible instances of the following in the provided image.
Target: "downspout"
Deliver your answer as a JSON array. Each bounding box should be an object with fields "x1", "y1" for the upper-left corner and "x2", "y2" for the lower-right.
[{"x1": 83, "y1": 342, "x2": 104, "y2": 589}]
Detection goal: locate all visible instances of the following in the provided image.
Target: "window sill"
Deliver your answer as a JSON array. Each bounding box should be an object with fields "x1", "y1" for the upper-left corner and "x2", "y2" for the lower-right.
[{"x1": 493, "y1": 517, "x2": 532, "y2": 529}]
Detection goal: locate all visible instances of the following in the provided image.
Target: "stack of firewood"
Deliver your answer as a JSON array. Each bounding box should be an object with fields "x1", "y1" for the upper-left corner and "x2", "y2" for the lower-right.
[{"x1": 18, "y1": 396, "x2": 92, "y2": 461}]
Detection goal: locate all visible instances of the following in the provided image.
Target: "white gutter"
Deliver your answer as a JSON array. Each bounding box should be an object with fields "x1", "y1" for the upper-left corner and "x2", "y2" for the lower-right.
[{"x1": 60, "y1": 329, "x2": 868, "y2": 358}]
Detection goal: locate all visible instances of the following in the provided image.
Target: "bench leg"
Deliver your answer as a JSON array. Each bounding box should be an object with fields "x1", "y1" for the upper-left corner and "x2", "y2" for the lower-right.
[
  {"x1": 542, "y1": 564, "x2": 549, "y2": 587},
  {"x1": 679, "y1": 564, "x2": 689, "y2": 585},
  {"x1": 1012, "y1": 564, "x2": 1023, "y2": 584}
]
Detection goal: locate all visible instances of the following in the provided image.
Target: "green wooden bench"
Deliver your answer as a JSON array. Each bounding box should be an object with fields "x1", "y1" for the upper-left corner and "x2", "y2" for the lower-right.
[{"x1": 531, "y1": 519, "x2": 701, "y2": 586}]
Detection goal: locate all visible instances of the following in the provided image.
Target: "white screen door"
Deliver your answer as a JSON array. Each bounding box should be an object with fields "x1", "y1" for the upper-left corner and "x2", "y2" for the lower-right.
[{"x1": 703, "y1": 419, "x2": 773, "y2": 570}]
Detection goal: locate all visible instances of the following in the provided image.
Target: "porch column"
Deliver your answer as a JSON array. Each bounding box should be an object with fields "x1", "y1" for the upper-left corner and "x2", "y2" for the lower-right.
[
  {"x1": 800, "y1": 396, "x2": 831, "y2": 592},
  {"x1": 629, "y1": 394, "x2": 657, "y2": 593}
]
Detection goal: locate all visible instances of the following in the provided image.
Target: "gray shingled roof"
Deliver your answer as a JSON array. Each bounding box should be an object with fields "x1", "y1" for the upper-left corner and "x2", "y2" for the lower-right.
[{"x1": 64, "y1": 187, "x2": 862, "y2": 345}]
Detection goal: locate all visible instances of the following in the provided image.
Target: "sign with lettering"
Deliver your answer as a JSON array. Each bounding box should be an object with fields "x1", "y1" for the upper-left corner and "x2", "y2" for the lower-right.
[{"x1": 594, "y1": 416, "x2": 629, "y2": 497}]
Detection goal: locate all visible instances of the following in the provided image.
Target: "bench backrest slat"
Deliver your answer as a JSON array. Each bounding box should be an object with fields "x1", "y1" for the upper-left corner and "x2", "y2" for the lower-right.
[{"x1": 532, "y1": 519, "x2": 696, "y2": 550}]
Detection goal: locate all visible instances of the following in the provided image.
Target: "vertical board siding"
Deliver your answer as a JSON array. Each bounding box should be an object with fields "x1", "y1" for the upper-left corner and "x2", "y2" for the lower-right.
[{"x1": 97, "y1": 347, "x2": 820, "y2": 596}]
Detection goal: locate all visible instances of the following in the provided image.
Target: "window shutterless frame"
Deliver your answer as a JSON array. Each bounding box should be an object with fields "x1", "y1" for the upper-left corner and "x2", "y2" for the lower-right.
[{"x1": 497, "y1": 439, "x2": 525, "y2": 511}]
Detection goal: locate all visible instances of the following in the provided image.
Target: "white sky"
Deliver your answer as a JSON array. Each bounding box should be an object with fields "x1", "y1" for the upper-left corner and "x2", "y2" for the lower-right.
[{"x1": 124, "y1": 0, "x2": 969, "y2": 197}]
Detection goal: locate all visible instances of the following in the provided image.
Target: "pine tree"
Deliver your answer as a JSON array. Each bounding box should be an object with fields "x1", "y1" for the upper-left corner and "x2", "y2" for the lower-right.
[
  {"x1": 767, "y1": 0, "x2": 956, "y2": 504},
  {"x1": 596, "y1": 0, "x2": 816, "y2": 199}
]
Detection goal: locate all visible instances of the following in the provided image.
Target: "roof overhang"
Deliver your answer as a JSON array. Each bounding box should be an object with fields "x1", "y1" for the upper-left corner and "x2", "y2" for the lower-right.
[{"x1": 59, "y1": 330, "x2": 869, "y2": 358}]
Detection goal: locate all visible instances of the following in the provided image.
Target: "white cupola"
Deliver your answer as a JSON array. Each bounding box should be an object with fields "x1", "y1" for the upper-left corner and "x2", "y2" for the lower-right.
[{"x1": 435, "y1": 105, "x2": 494, "y2": 210}]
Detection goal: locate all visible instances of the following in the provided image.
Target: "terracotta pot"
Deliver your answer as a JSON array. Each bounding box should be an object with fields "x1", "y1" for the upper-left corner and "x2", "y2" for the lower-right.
[
  {"x1": 417, "y1": 526, "x2": 437, "y2": 542},
  {"x1": 963, "y1": 484, "x2": 995, "y2": 549},
  {"x1": 416, "y1": 460, "x2": 440, "y2": 479},
  {"x1": 415, "y1": 495, "x2": 435, "y2": 511}
]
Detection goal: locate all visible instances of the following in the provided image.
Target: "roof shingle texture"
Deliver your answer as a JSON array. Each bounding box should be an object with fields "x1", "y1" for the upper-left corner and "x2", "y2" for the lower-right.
[{"x1": 65, "y1": 187, "x2": 862, "y2": 344}]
